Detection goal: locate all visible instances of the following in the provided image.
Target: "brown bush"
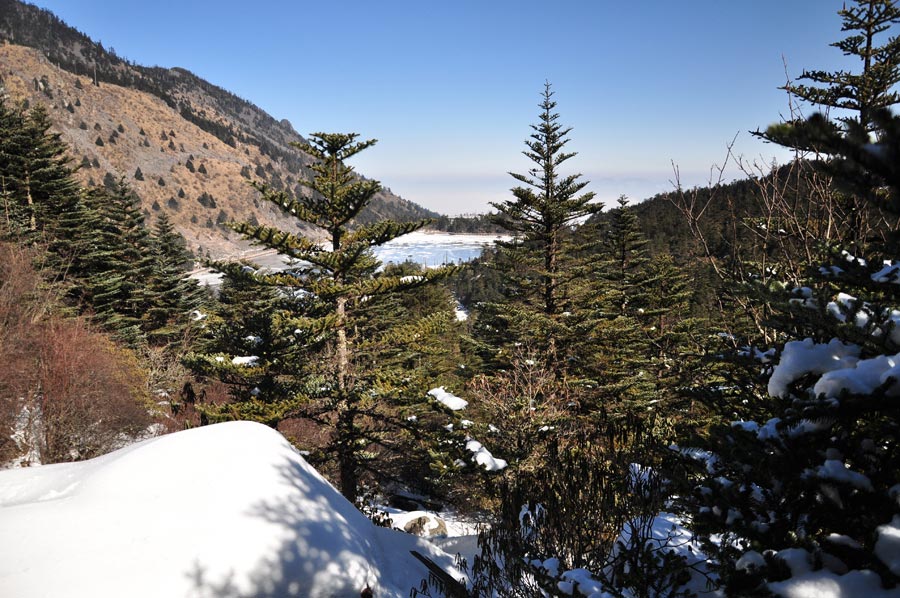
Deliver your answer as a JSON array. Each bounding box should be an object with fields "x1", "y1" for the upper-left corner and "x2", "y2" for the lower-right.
[
  {"x1": 0, "y1": 243, "x2": 152, "y2": 466},
  {"x1": 37, "y1": 318, "x2": 152, "y2": 463}
]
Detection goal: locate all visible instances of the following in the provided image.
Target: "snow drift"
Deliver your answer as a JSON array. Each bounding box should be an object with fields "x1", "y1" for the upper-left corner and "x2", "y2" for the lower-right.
[{"x1": 0, "y1": 421, "x2": 458, "y2": 598}]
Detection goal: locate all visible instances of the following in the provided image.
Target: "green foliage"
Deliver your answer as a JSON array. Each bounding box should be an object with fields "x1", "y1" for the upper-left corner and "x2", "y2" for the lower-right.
[
  {"x1": 189, "y1": 132, "x2": 459, "y2": 499},
  {"x1": 479, "y1": 83, "x2": 600, "y2": 378},
  {"x1": 681, "y1": 3, "x2": 900, "y2": 591},
  {"x1": 0, "y1": 100, "x2": 79, "y2": 241},
  {"x1": 471, "y1": 420, "x2": 692, "y2": 598},
  {"x1": 143, "y1": 213, "x2": 205, "y2": 343},
  {"x1": 783, "y1": 0, "x2": 900, "y2": 132}
]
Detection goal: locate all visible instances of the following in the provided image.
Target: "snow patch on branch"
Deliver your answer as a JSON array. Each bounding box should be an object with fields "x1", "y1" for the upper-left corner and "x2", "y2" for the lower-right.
[
  {"x1": 428, "y1": 387, "x2": 468, "y2": 410},
  {"x1": 768, "y1": 338, "x2": 861, "y2": 398}
]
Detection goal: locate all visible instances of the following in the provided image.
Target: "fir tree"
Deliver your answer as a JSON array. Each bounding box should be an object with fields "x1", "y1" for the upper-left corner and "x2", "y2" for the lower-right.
[
  {"x1": 188, "y1": 132, "x2": 457, "y2": 499},
  {"x1": 185, "y1": 261, "x2": 301, "y2": 427},
  {"x1": 143, "y1": 213, "x2": 206, "y2": 344},
  {"x1": 760, "y1": 0, "x2": 900, "y2": 253},
  {"x1": 683, "y1": 3, "x2": 900, "y2": 591},
  {"x1": 783, "y1": 0, "x2": 900, "y2": 133},
  {"x1": 481, "y1": 82, "x2": 600, "y2": 378},
  {"x1": 0, "y1": 102, "x2": 79, "y2": 241},
  {"x1": 80, "y1": 179, "x2": 155, "y2": 344},
  {"x1": 576, "y1": 197, "x2": 666, "y2": 417}
]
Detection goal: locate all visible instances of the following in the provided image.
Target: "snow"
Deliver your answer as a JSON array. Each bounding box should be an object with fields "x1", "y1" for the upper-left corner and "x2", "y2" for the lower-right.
[
  {"x1": 376, "y1": 231, "x2": 509, "y2": 268},
  {"x1": 813, "y1": 459, "x2": 874, "y2": 491},
  {"x1": 0, "y1": 422, "x2": 459, "y2": 598},
  {"x1": 736, "y1": 550, "x2": 766, "y2": 571},
  {"x1": 672, "y1": 445, "x2": 719, "y2": 474},
  {"x1": 465, "y1": 438, "x2": 508, "y2": 471},
  {"x1": 769, "y1": 568, "x2": 893, "y2": 598},
  {"x1": 190, "y1": 233, "x2": 504, "y2": 288},
  {"x1": 767, "y1": 338, "x2": 861, "y2": 398},
  {"x1": 872, "y1": 261, "x2": 900, "y2": 284},
  {"x1": 454, "y1": 302, "x2": 469, "y2": 322},
  {"x1": 558, "y1": 568, "x2": 609, "y2": 597},
  {"x1": 875, "y1": 515, "x2": 900, "y2": 576},
  {"x1": 768, "y1": 547, "x2": 893, "y2": 598},
  {"x1": 231, "y1": 355, "x2": 260, "y2": 366},
  {"x1": 427, "y1": 386, "x2": 468, "y2": 410},
  {"x1": 826, "y1": 292, "x2": 870, "y2": 326},
  {"x1": 813, "y1": 351, "x2": 900, "y2": 399},
  {"x1": 825, "y1": 533, "x2": 863, "y2": 550}
]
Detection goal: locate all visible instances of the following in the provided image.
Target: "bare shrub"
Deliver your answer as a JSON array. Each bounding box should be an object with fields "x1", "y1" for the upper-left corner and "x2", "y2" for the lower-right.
[
  {"x1": 467, "y1": 348, "x2": 572, "y2": 473},
  {"x1": 0, "y1": 243, "x2": 48, "y2": 464},
  {"x1": 0, "y1": 242, "x2": 152, "y2": 466},
  {"x1": 37, "y1": 319, "x2": 151, "y2": 463}
]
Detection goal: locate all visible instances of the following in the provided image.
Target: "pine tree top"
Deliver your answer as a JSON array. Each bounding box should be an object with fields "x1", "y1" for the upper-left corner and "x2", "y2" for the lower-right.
[{"x1": 786, "y1": 0, "x2": 900, "y2": 130}]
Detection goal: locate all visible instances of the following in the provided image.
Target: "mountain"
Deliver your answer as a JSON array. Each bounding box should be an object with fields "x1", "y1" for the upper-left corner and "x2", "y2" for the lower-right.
[{"x1": 0, "y1": 0, "x2": 438, "y2": 259}]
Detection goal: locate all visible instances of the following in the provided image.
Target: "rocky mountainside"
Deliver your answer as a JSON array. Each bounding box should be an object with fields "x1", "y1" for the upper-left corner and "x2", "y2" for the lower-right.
[{"x1": 0, "y1": 0, "x2": 437, "y2": 259}]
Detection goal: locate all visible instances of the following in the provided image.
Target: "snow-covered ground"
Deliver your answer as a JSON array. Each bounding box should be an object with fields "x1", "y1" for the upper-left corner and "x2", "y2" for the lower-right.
[
  {"x1": 0, "y1": 422, "x2": 460, "y2": 598},
  {"x1": 3, "y1": 418, "x2": 897, "y2": 597}
]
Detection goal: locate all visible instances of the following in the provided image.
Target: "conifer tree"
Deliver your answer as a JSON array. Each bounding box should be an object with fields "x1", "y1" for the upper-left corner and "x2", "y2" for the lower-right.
[
  {"x1": 760, "y1": 0, "x2": 900, "y2": 253},
  {"x1": 482, "y1": 82, "x2": 600, "y2": 378},
  {"x1": 683, "y1": 3, "x2": 900, "y2": 591},
  {"x1": 80, "y1": 179, "x2": 155, "y2": 344},
  {"x1": 782, "y1": 0, "x2": 900, "y2": 133},
  {"x1": 143, "y1": 213, "x2": 206, "y2": 344},
  {"x1": 186, "y1": 262, "x2": 302, "y2": 427},
  {"x1": 0, "y1": 101, "x2": 79, "y2": 241},
  {"x1": 188, "y1": 133, "x2": 457, "y2": 499},
  {"x1": 574, "y1": 198, "x2": 665, "y2": 417}
]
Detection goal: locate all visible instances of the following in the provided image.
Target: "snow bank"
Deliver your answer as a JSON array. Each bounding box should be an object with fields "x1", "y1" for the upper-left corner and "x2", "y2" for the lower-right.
[
  {"x1": 768, "y1": 547, "x2": 895, "y2": 598},
  {"x1": 0, "y1": 422, "x2": 457, "y2": 598},
  {"x1": 875, "y1": 515, "x2": 900, "y2": 576}
]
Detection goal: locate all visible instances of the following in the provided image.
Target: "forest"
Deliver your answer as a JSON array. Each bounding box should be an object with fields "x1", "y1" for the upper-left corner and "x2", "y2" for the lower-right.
[{"x1": 1, "y1": 1, "x2": 900, "y2": 596}]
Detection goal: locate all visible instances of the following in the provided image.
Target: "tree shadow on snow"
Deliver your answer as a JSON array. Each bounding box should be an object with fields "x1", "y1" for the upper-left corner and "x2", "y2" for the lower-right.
[{"x1": 186, "y1": 457, "x2": 385, "y2": 598}]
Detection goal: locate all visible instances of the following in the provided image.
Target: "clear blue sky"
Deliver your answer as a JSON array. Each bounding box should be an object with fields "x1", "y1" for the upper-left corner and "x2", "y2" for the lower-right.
[{"x1": 31, "y1": 0, "x2": 853, "y2": 215}]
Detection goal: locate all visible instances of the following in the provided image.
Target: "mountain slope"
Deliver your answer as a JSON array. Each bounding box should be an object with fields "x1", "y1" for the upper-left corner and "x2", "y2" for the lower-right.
[{"x1": 0, "y1": 0, "x2": 437, "y2": 258}]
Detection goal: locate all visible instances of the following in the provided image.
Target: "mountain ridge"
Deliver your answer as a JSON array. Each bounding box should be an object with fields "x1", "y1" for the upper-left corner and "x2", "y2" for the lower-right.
[{"x1": 0, "y1": 0, "x2": 438, "y2": 259}]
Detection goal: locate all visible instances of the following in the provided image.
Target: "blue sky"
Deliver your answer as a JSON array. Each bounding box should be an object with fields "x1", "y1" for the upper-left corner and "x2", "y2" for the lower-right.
[{"x1": 31, "y1": 0, "x2": 853, "y2": 215}]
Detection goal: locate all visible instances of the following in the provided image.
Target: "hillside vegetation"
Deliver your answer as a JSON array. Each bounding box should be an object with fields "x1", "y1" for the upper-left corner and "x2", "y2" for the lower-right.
[{"x1": 0, "y1": 0, "x2": 436, "y2": 258}]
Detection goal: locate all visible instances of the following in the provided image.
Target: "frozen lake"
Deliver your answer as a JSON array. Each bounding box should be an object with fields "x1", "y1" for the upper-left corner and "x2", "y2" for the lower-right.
[
  {"x1": 375, "y1": 231, "x2": 506, "y2": 267},
  {"x1": 192, "y1": 232, "x2": 506, "y2": 287}
]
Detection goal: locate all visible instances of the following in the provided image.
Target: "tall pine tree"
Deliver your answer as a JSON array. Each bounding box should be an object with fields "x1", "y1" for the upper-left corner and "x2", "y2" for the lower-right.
[
  {"x1": 481, "y1": 82, "x2": 601, "y2": 379},
  {"x1": 682, "y1": 2, "x2": 900, "y2": 592},
  {"x1": 188, "y1": 133, "x2": 457, "y2": 499}
]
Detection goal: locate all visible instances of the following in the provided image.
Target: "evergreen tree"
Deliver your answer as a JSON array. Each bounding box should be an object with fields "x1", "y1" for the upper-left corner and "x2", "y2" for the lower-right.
[
  {"x1": 683, "y1": 3, "x2": 900, "y2": 591},
  {"x1": 481, "y1": 82, "x2": 600, "y2": 378},
  {"x1": 143, "y1": 213, "x2": 206, "y2": 344},
  {"x1": 80, "y1": 179, "x2": 155, "y2": 344},
  {"x1": 761, "y1": 0, "x2": 900, "y2": 253},
  {"x1": 576, "y1": 197, "x2": 684, "y2": 417},
  {"x1": 185, "y1": 261, "x2": 302, "y2": 427},
  {"x1": 188, "y1": 132, "x2": 457, "y2": 499},
  {"x1": 0, "y1": 101, "x2": 79, "y2": 241},
  {"x1": 783, "y1": 0, "x2": 900, "y2": 133}
]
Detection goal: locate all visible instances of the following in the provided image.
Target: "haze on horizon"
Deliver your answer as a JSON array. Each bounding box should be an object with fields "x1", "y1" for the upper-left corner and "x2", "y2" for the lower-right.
[{"x1": 31, "y1": 0, "x2": 851, "y2": 215}]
